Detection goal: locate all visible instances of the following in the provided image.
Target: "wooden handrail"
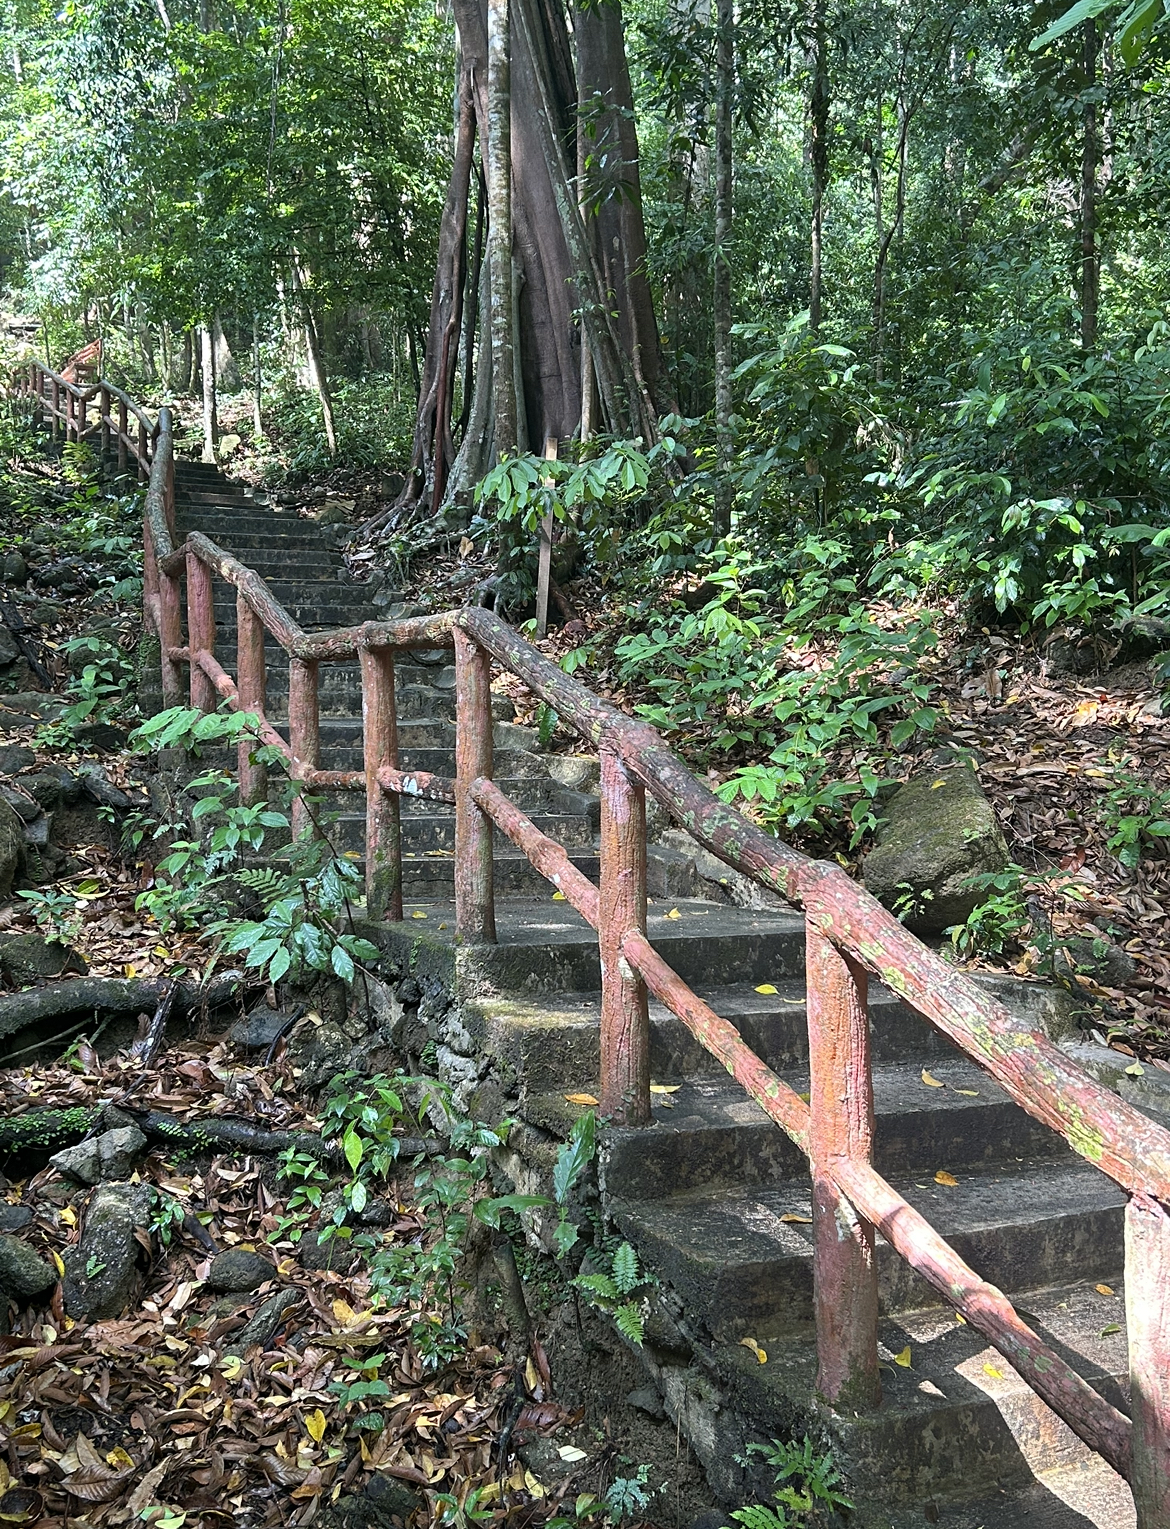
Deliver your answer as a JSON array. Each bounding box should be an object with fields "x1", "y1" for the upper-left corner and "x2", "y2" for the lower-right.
[{"x1": 16, "y1": 363, "x2": 1169, "y2": 1515}]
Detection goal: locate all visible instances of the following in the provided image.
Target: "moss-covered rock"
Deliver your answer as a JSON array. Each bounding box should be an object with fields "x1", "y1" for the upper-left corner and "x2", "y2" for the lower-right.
[
  {"x1": 0, "y1": 797, "x2": 24, "y2": 900},
  {"x1": 862, "y1": 764, "x2": 1009, "y2": 933}
]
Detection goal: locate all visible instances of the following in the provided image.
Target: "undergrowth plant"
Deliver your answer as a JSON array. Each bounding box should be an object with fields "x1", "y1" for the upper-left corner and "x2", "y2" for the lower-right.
[{"x1": 728, "y1": 1438, "x2": 853, "y2": 1528}]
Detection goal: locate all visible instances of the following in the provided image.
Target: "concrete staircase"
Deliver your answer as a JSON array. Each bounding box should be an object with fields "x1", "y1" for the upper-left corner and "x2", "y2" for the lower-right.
[{"x1": 172, "y1": 458, "x2": 1137, "y2": 1529}]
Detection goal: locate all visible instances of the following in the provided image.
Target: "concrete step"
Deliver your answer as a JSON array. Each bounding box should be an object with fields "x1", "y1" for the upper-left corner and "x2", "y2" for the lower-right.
[
  {"x1": 613, "y1": 1159, "x2": 1124, "y2": 1340},
  {"x1": 364, "y1": 897, "x2": 808, "y2": 996},
  {"x1": 308, "y1": 773, "x2": 589, "y2": 817},
  {"x1": 476, "y1": 979, "x2": 962, "y2": 1092},
  {"x1": 331, "y1": 809, "x2": 593, "y2": 854},
  {"x1": 541, "y1": 1061, "x2": 1076, "y2": 1198},
  {"x1": 689, "y1": 1283, "x2": 1131, "y2": 1514},
  {"x1": 397, "y1": 850, "x2": 601, "y2": 900}
]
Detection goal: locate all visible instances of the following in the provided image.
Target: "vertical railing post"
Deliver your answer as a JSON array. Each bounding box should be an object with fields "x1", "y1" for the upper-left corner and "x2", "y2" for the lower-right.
[
  {"x1": 360, "y1": 645, "x2": 402, "y2": 921},
  {"x1": 598, "y1": 732, "x2": 651, "y2": 1127},
  {"x1": 77, "y1": 389, "x2": 87, "y2": 442},
  {"x1": 237, "y1": 594, "x2": 268, "y2": 807},
  {"x1": 65, "y1": 386, "x2": 75, "y2": 442},
  {"x1": 99, "y1": 385, "x2": 110, "y2": 457},
  {"x1": 117, "y1": 398, "x2": 128, "y2": 474},
  {"x1": 1127, "y1": 1192, "x2": 1170, "y2": 1527},
  {"x1": 137, "y1": 415, "x2": 148, "y2": 479},
  {"x1": 454, "y1": 627, "x2": 495, "y2": 942},
  {"x1": 51, "y1": 378, "x2": 60, "y2": 439},
  {"x1": 186, "y1": 550, "x2": 216, "y2": 713},
  {"x1": 289, "y1": 657, "x2": 320, "y2": 840},
  {"x1": 806, "y1": 921, "x2": 881, "y2": 1411}
]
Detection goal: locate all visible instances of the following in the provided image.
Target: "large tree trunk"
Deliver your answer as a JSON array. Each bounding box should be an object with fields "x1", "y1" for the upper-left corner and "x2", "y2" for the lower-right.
[
  {"x1": 712, "y1": 0, "x2": 734, "y2": 535},
  {"x1": 398, "y1": 0, "x2": 668, "y2": 516},
  {"x1": 292, "y1": 261, "x2": 338, "y2": 456},
  {"x1": 487, "y1": 0, "x2": 518, "y2": 455}
]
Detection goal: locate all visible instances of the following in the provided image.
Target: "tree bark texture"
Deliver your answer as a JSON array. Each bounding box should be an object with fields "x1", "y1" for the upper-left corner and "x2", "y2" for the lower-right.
[
  {"x1": 200, "y1": 323, "x2": 218, "y2": 463},
  {"x1": 292, "y1": 260, "x2": 338, "y2": 456},
  {"x1": 808, "y1": 0, "x2": 828, "y2": 335},
  {"x1": 1081, "y1": 19, "x2": 1099, "y2": 349},
  {"x1": 402, "y1": 0, "x2": 668, "y2": 513},
  {"x1": 487, "y1": 0, "x2": 518, "y2": 457},
  {"x1": 712, "y1": 0, "x2": 733, "y2": 534}
]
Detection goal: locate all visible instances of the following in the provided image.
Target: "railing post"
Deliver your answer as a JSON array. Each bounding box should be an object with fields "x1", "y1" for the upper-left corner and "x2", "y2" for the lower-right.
[
  {"x1": 137, "y1": 415, "x2": 148, "y2": 479},
  {"x1": 806, "y1": 922, "x2": 881, "y2": 1411},
  {"x1": 237, "y1": 594, "x2": 268, "y2": 807},
  {"x1": 186, "y1": 550, "x2": 216, "y2": 713},
  {"x1": 77, "y1": 389, "x2": 87, "y2": 442},
  {"x1": 599, "y1": 733, "x2": 651, "y2": 1127},
  {"x1": 360, "y1": 645, "x2": 402, "y2": 921},
  {"x1": 117, "y1": 398, "x2": 128, "y2": 474},
  {"x1": 454, "y1": 627, "x2": 495, "y2": 943},
  {"x1": 99, "y1": 385, "x2": 109, "y2": 457},
  {"x1": 289, "y1": 657, "x2": 320, "y2": 841},
  {"x1": 51, "y1": 378, "x2": 60, "y2": 440},
  {"x1": 65, "y1": 386, "x2": 75, "y2": 442},
  {"x1": 1127, "y1": 1192, "x2": 1170, "y2": 1527}
]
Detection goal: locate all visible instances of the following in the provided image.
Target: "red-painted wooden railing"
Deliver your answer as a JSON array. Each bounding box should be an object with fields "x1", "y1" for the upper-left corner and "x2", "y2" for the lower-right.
[{"x1": 14, "y1": 361, "x2": 1170, "y2": 1525}]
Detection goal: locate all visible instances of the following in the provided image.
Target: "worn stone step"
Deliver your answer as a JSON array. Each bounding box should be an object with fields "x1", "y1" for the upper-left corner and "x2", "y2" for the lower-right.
[
  {"x1": 362, "y1": 897, "x2": 808, "y2": 996},
  {"x1": 474, "y1": 979, "x2": 961, "y2": 1093},
  {"x1": 613, "y1": 1160, "x2": 1123, "y2": 1341},
  {"x1": 395, "y1": 850, "x2": 601, "y2": 900},
  {"x1": 700, "y1": 1283, "x2": 1130, "y2": 1512},
  {"x1": 331, "y1": 809, "x2": 593, "y2": 854},
  {"x1": 561, "y1": 1061, "x2": 1078, "y2": 1199},
  {"x1": 308, "y1": 773, "x2": 587, "y2": 816}
]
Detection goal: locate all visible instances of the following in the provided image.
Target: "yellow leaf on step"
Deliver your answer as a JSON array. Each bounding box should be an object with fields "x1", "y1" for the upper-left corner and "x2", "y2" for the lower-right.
[
  {"x1": 1096, "y1": 1284, "x2": 1116, "y2": 1297},
  {"x1": 934, "y1": 1170, "x2": 959, "y2": 1187},
  {"x1": 564, "y1": 1093, "x2": 599, "y2": 1107},
  {"x1": 739, "y1": 1337, "x2": 767, "y2": 1364},
  {"x1": 954, "y1": 1089, "x2": 980, "y2": 1097},
  {"x1": 921, "y1": 1069, "x2": 945, "y2": 1088},
  {"x1": 1126, "y1": 1061, "x2": 1145, "y2": 1076},
  {"x1": 894, "y1": 1346, "x2": 912, "y2": 1368},
  {"x1": 552, "y1": 891, "x2": 566, "y2": 901},
  {"x1": 755, "y1": 984, "x2": 778, "y2": 995},
  {"x1": 411, "y1": 911, "x2": 427, "y2": 919},
  {"x1": 930, "y1": 779, "x2": 947, "y2": 789},
  {"x1": 780, "y1": 1213, "x2": 812, "y2": 1224},
  {"x1": 305, "y1": 1409, "x2": 327, "y2": 1443},
  {"x1": 983, "y1": 1363, "x2": 1004, "y2": 1380},
  {"x1": 666, "y1": 907, "x2": 682, "y2": 919},
  {"x1": 650, "y1": 1084, "x2": 681, "y2": 1094}
]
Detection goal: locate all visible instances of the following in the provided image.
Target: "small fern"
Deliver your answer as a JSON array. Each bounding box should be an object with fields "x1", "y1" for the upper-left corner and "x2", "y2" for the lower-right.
[
  {"x1": 729, "y1": 1506, "x2": 790, "y2": 1529},
  {"x1": 614, "y1": 1300, "x2": 646, "y2": 1344},
  {"x1": 611, "y1": 1241, "x2": 640, "y2": 1294},
  {"x1": 575, "y1": 1272, "x2": 619, "y2": 1300},
  {"x1": 235, "y1": 866, "x2": 289, "y2": 905}
]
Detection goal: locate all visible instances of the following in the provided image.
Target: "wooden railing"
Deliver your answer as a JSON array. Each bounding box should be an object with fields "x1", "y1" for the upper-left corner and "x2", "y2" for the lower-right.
[{"x1": 15, "y1": 361, "x2": 1170, "y2": 1524}]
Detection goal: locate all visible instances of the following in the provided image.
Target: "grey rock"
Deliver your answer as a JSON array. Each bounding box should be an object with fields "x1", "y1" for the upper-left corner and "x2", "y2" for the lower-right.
[
  {"x1": 77, "y1": 764, "x2": 132, "y2": 808},
  {"x1": 0, "y1": 693, "x2": 64, "y2": 721},
  {"x1": 0, "y1": 1205, "x2": 32, "y2": 1232},
  {"x1": 1119, "y1": 1069, "x2": 1170, "y2": 1123},
  {"x1": 0, "y1": 1233, "x2": 55, "y2": 1302},
  {"x1": 1, "y1": 552, "x2": 28, "y2": 586},
  {"x1": 230, "y1": 1005, "x2": 295, "y2": 1052},
  {"x1": 862, "y1": 764, "x2": 1010, "y2": 933},
  {"x1": 224, "y1": 1286, "x2": 300, "y2": 1356},
  {"x1": 0, "y1": 629, "x2": 17, "y2": 666},
  {"x1": 1054, "y1": 934, "x2": 1138, "y2": 989},
  {"x1": 298, "y1": 1229, "x2": 359, "y2": 1275},
  {"x1": 0, "y1": 785, "x2": 37, "y2": 823},
  {"x1": 545, "y1": 755, "x2": 599, "y2": 792},
  {"x1": 206, "y1": 1248, "x2": 276, "y2": 1293},
  {"x1": 626, "y1": 1384, "x2": 666, "y2": 1420},
  {"x1": 365, "y1": 1473, "x2": 424, "y2": 1521},
  {"x1": 968, "y1": 972, "x2": 1079, "y2": 1040},
  {"x1": 50, "y1": 1125, "x2": 147, "y2": 1185},
  {"x1": 0, "y1": 932, "x2": 86, "y2": 984},
  {"x1": 0, "y1": 744, "x2": 35, "y2": 777},
  {"x1": 22, "y1": 771, "x2": 64, "y2": 811},
  {"x1": 21, "y1": 813, "x2": 49, "y2": 847},
  {"x1": 1056, "y1": 1039, "x2": 1131, "y2": 1090},
  {"x1": 62, "y1": 1182, "x2": 153, "y2": 1321},
  {"x1": 74, "y1": 723, "x2": 129, "y2": 755}
]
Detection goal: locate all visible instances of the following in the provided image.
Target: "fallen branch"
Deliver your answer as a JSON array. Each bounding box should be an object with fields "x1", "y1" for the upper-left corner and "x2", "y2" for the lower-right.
[
  {"x1": 0, "y1": 972, "x2": 251, "y2": 1048},
  {"x1": 0, "y1": 1106, "x2": 335, "y2": 1162},
  {"x1": 129, "y1": 982, "x2": 178, "y2": 1069}
]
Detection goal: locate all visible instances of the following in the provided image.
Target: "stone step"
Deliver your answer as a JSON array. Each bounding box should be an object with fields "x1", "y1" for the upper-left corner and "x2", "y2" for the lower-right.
[
  {"x1": 177, "y1": 514, "x2": 330, "y2": 538},
  {"x1": 702, "y1": 1282, "x2": 1130, "y2": 1513},
  {"x1": 542, "y1": 1061, "x2": 1076, "y2": 1198},
  {"x1": 331, "y1": 809, "x2": 594, "y2": 855},
  {"x1": 613, "y1": 1159, "x2": 1124, "y2": 1340},
  {"x1": 305, "y1": 773, "x2": 589, "y2": 817},
  {"x1": 364, "y1": 897, "x2": 808, "y2": 996},
  {"x1": 396, "y1": 850, "x2": 601, "y2": 900},
  {"x1": 474, "y1": 979, "x2": 961, "y2": 1093}
]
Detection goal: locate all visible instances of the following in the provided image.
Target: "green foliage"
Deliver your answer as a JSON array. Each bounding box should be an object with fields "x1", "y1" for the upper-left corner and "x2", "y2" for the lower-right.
[
  {"x1": 1097, "y1": 762, "x2": 1170, "y2": 869},
  {"x1": 726, "y1": 1438, "x2": 853, "y2": 1527},
  {"x1": 947, "y1": 865, "x2": 1088, "y2": 961}
]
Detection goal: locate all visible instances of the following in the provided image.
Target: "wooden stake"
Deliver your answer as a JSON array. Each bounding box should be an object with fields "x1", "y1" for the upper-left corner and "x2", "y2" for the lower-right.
[{"x1": 535, "y1": 435, "x2": 558, "y2": 639}]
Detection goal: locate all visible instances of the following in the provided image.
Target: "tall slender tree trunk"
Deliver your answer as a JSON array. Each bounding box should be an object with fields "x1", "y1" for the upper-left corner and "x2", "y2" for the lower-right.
[
  {"x1": 200, "y1": 324, "x2": 218, "y2": 464},
  {"x1": 712, "y1": 0, "x2": 734, "y2": 534},
  {"x1": 252, "y1": 315, "x2": 264, "y2": 437},
  {"x1": 1081, "y1": 19, "x2": 1099, "y2": 349},
  {"x1": 487, "y1": 0, "x2": 517, "y2": 456},
  {"x1": 808, "y1": 0, "x2": 828, "y2": 336},
  {"x1": 291, "y1": 261, "x2": 338, "y2": 457}
]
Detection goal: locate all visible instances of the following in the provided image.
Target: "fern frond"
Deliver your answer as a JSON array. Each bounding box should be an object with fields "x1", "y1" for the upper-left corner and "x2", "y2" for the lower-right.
[
  {"x1": 611, "y1": 1240, "x2": 640, "y2": 1294},
  {"x1": 614, "y1": 1300, "x2": 645, "y2": 1345}
]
